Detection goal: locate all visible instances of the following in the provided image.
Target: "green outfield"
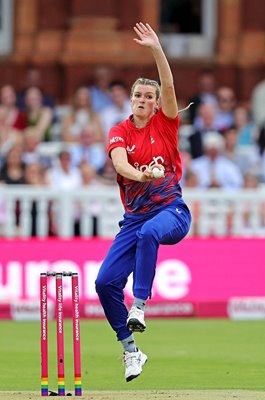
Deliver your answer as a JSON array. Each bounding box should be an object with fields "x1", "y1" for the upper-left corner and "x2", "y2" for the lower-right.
[{"x1": 0, "y1": 319, "x2": 264, "y2": 398}]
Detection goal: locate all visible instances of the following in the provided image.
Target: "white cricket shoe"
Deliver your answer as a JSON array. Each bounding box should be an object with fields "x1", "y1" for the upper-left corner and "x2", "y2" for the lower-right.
[
  {"x1": 126, "y1": 306, "x2": 146, "y2": 332},
  {"x1": 124, "y1": 349, "x2": 148, "y2": 382}
]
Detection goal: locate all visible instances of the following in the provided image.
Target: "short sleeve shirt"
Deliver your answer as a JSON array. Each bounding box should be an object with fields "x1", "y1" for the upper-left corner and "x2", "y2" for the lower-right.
[{"x1": 108, "y1": 108, "x2": 182, "y2": 214}]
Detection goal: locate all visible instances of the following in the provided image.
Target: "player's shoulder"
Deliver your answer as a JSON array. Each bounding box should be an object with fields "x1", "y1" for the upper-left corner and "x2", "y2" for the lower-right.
[
  {"x1": 108, "y1": 117, "x2": 132, "y2": 148},
  {"x1": 110, "y1": 116, "x2": 131, "y2": 135},
  {"x1": 155, "y1": 107, "x2": 179, "y2": 122}
]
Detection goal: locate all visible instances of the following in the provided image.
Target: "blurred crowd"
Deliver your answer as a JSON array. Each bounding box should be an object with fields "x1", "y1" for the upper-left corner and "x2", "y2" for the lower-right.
[
  {"x1": 179, "y1": 70, "x2": 265, "y2": 190},
  {"x1": 0, "y1": 67, "x2": 126, "y2": 191},
  {"x1": 0, "y1": 66, "x2": 265, "y2": 236}
]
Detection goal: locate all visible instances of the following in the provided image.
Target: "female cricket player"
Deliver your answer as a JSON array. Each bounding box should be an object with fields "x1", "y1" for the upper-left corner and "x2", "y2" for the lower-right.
[{"x1": 95, "y1": 22, "x2": 191, "y2": 382}]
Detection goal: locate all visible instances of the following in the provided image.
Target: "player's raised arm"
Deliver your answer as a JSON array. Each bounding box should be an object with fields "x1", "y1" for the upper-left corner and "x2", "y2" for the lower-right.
[{"x1": 133, "y1": 22, "x2": 178, "y2": 118}]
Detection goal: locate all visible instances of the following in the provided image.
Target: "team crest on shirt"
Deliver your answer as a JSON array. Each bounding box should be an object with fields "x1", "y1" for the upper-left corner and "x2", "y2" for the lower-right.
[{"x1": 126, "y1": 145, "x2": 136, "y2": 154}]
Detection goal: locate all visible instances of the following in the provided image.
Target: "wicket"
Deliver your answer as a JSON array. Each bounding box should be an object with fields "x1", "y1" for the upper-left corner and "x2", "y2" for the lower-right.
[{"x1": 40, "y1": 272, "x2": 82, "y2": 396}]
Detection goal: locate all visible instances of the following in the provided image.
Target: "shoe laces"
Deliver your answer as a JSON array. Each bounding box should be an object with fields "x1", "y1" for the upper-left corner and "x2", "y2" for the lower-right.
[
  {"x1": 129, "y1": 307, "x2": 143, "y2": 317},
  {"x1": 124, "y1": 351, "x2": 140, "y2": 367}
]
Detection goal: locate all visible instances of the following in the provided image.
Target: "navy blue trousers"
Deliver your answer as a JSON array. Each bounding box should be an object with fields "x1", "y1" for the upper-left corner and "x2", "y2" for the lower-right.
[{"x1": 95, "y1": 198, "x2": 191, "y2": 341}]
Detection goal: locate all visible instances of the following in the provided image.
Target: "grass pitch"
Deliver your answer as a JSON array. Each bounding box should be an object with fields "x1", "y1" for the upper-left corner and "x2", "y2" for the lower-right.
[{"x1": 0, "y1": 319, "x2": 264, "y2": 397}]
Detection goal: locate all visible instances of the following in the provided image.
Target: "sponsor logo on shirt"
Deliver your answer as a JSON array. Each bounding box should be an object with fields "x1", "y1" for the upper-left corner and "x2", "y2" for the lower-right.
[
  {"x1": 134, "y1": 155, "x2": 164, "y2": 172},
  {"x1": 110, "y1": 136, "x2": 124, "y2": 144},
  {"x1": 126, "y1": 145, "x2": 136, "y2": 154},
  {"x1": 150, "y1": 136, "x2": 155, "y2": 144}
]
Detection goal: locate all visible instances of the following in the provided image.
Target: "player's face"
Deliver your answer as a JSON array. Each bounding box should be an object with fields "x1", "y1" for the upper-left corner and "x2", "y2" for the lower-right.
[{"x1": 131, "y1": 85, "x2": 159, "y2": 120}]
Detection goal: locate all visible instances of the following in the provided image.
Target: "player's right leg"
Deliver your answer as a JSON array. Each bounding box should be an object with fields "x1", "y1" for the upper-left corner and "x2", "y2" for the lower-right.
[
  {"x1": 127, "y1": 198, "x2": 191, "y2": 333},
  {"x1": 123, "y1": 348, "x2": 148, "y2": 382}
]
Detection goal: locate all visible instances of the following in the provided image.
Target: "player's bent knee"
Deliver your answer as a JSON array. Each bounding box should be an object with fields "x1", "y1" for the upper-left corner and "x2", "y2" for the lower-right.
[
  {"x1": 137, "y1": 224, "x2": 160, "y2": 243},
  {"x1": 95, "y1": 275, "x2": 108, "y2": 295}
]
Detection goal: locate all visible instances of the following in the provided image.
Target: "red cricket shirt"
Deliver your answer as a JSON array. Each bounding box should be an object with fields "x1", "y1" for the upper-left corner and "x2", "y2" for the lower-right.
[{"x1": 108, "y1": 108, "x2": 182, "y2": 214}]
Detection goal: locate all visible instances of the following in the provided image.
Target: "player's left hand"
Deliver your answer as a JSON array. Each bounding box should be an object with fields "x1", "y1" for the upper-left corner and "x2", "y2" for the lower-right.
[
  {"x1": 139, "y1": 164, "x2": 165, "y2": 182},
  {"x1": 139, "y1": 168, "x2": 154, "y2": 182}
]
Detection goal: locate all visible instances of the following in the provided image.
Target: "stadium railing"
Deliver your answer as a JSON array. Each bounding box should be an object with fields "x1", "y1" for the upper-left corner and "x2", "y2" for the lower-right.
[{"x1": 0, "y1": 186, "x2": 265, "y2": 238}]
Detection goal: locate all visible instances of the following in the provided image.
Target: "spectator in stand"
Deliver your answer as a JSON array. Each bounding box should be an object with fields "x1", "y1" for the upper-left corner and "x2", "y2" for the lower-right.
[
  {"x1": 190, "y1": 131, "x2": 243, "y2": 188},
  {"x1": 24, "y1": 86, "x2": 53, "y2": 142},
  {"x1": 24, "y1": 161, "x2": 45, "y2": 185},
  {"x1": 251, "y1": 78, "x2": 265, "y2": 129},
  {"x1": 188, "y1": 69, "x2": 217, "y2": 123},
  {"x1": 0, "y1": 144, "x2": 25, "y2": 232},
  {"x1": 189, "y1": 103, "x2": 219, "y2": 158},
  {"x1": 70, "y1": 125, "x2": 106, "y2": 172},
  {"x1": 16, "y1": 66, "x2": 55, "y2": 111},
  {"x1": 45, "y1": 149, "x2": 81, "y2": 190},
  {"x1": 223, "y1": 127, "x2": 260, "y2": 176},
  {"x1": 100, "y1": 80, "x2": 132, "y2": 140},
  {"x1": 0, "y1": 144, "x2": 25, "y2": 184},
  {"x1": 234, "y1": 106, "x2": 258, "y2": 147},
  {"x1": 89, "y1": 66, "x2": 114, "y2": 113},
  {"x1": 24, "y1": 162, "x2": 55, "y2": 236},
  {"x1": 21, "y1": 128, "x2": 41, "y2": 165},
  {"x1": 261, "y1": 147, "x2": 265, "y2": 183},
  {"x1": 74, "y1": 160, "x2": 99, "y2": 237},
  {"x1": 184, "y1": 168, "x2": 199, "y2": 188},
  {"x1": 79, "y1": 160, "x2": 97, "y2": 186},
  {"x1": 97, "y1": 157, "x2": 117, "y2": 186},
  {"x1": 251, "y1": 78, "x2": 265, "y2": 175},
  {"x1": 0, "y1": 85, "x2": 27, "y2": 154},
  {"x1": 258, "y1": 124, "x2": 265, "y2": 150},
  {"x1": 45, "y1": 149, "x2": 82, "y2": 236},
  {"x1": 215, "y1": 86, "x2": 236, "y2": 132},
  {"x1": 244, "y1": 172, "x2": 261, "y2": 189},
  {"x1": 22, "y1": 128, "x2": 51, "y2": 168},
  {"x1": 62, "y1": 86, "x2": 104, "y2": 143}
]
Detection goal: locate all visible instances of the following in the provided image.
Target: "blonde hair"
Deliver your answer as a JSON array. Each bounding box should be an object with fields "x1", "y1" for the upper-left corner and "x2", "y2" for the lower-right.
[{"x1": 130, "y1": 77, "x2": 160, "y2": 100}]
